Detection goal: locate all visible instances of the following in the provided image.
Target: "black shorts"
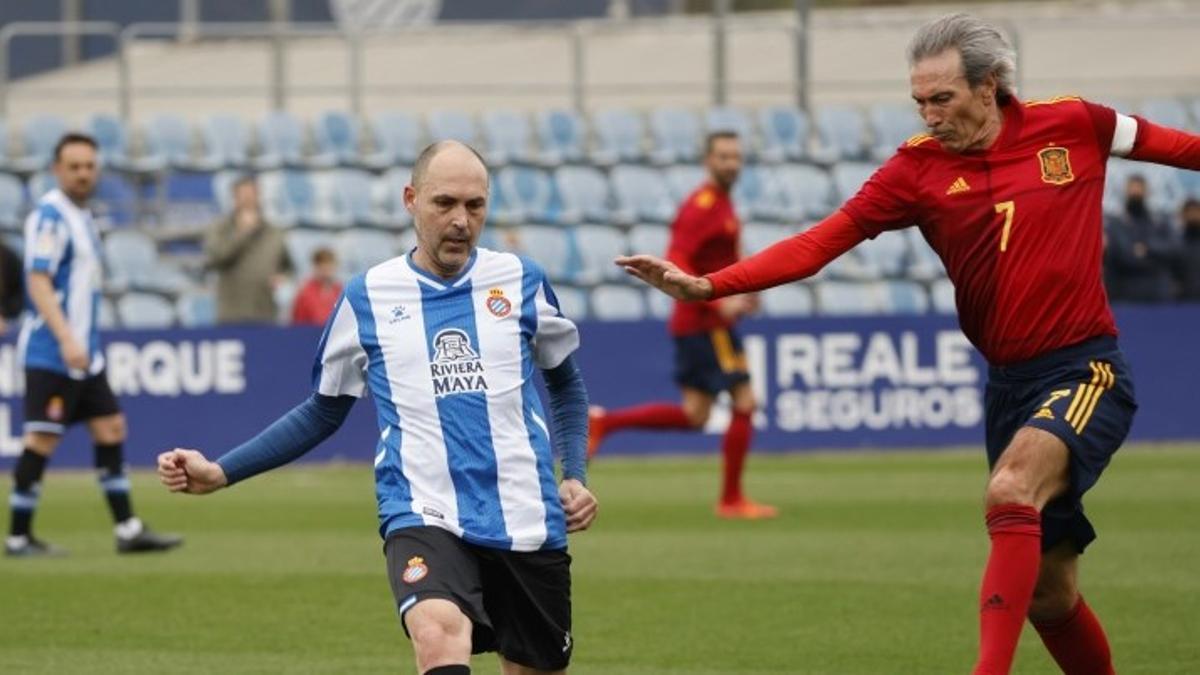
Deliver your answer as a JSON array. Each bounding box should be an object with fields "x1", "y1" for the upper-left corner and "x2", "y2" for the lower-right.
[
  {"x1": 384, "y1": 526, "x2": 573, "y2": 671},
  {"x1": 985, "y1": 336, "x2": 1137, "y2": 553},
  {"x1": 673, "y1": 327, "x2": 751, "y2": 395},
  {"x1": 23, "y1": 368, "x2": 121, "y2": 435}
]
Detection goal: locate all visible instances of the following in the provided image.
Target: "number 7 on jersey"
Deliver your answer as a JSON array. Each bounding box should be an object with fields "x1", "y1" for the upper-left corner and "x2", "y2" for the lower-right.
[{"x1": 995, "y1": 200, "x2": 1015, "y2": 252}]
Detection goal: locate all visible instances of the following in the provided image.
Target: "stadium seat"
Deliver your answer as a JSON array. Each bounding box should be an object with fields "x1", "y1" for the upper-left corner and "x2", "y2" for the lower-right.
[
  {"x1": 760, "y1": 283, "x2": 814, "y2": 317},
  {"x1": 495, "y1": 166, "x2": 562, "y2": 224},
  {"x1": 644, "y1": 287, "x2": 673, "y2": 319},
  {"x1": 1105, "y1": 158, "x2": 1186, "y2": 216},
  {"x1": 649, "y1": 107, "x2": 702, "y2": 164},
  {"x1": 512, "y1": 225, "x2": 572, "y2": 282},
  {"x1": 374, "y1": 166, "x2": 414, "y2": 229},
  {"x1": 869, "y1": 103, "x2": 924, "y2": 161},
  {"x1": 336, "y1": 228, "x2": 400, "y2": 277},
  {"x1": 210, "y1": 170, "x2": 242, "y2": 215},
  {"x1": 27, "y1": 172, "x2": 55, "y2": 201},
  {"x1": 104, "y1": 230, "x2": 191, "y2": 294},
  {"x1": 1140, "y1": 98, "x2": 1194, "y2": 132},
  {"x1": 0, "y1": 118, "x2": 8, "y2": 171},
  {"x1": 333, "y1": 169, "x2": 386, "y2": 228},
  {"x1": 589, "y1": 284, "x2": 647, "y2": 321},
  {"x1": 314, "y1": 111, "x2": 364, "y2": 167},
  {"x1": 257, "y1": 170, "x2": 300, "y2": 227},
  {"x1": 147, "y1": 114, "x2": 220, "y2": 171},
  {"x1": 627, "y1": 223, "x2": 669, "y2": 257},
  {"x1": 815, "y1": 280, "x2": 885, "y2": 315},
  {"x1": 88, "y1": 114, "x2": 138, "y2": 173},
  {"x1": 536, "y1": 109, "x2": 587, "y2": 165},
  {"x1": 1178, "y1": 167, "x2": 1200, "y2": 200},
  {"x1": 203, "y1": 114, "x2": 252, "y2": 169},
  {"x1": 757, "y1": 106, "x2": 812, "y2": 163},
  {"x1": 573, "y1": 224, "x2": 628, "y2": 285},
  {"x1": 369, "y1": 111, "x2": 424, "y2": 167},
  {"x1": 905, "y1": 229, "x2": 944, "y2": 281},
  {"x1": 98, "y1": 297, "x2": 118, "y2": 330},
  {"x1": 428, "y1": 110, "x2": 478, "y2": 145},
  {"x1": 481, "y1": 110, "x2": 536, "y2": 166},
  {"x1": 883, "y1": 280, "x2": 930, "y2": 314},
  {"x1": 555, "y1": 166, "x2": 613, "y2": 224},
  {"x1": 551, "y1": 285, "x2": 588, "y2": 320},
  {"x1": 117, "y1": 293, "x2": 177, "y2": 329},
  {"x1": 734, "y1": 165, "x2": 784, "y2": 221},
  {"x1": 832, "y1": 162, "x2": 879, "y2": 203},
  {"x1": 591, "y1": 108, "x2": 647, "y2": 165},
  {"x1": 285, "y1": 229, "x2": 337, "y2": 280},
  {"x1": 705, "y1": 107, "x2": 755, "y2": 154},
  {"x1": 856, "y1": 230, "x2": 912, "y2": 278},
  {"x1": 258, "y1": 111, "x2": 333, "y2": 169},
  {"x1": 664, "y1": 165, "x2": 708, "y2": 204},
  {"x1": 773, "y1": 163, "x2": 836, "y2": 221},
  {"x1": 0, "y1": 174, "x2": 24, "y2": 229},
  {"x1": 175, "y1": 289, "x2": 217, "y2": 327},
  {"x1": 610, "y1": 165, "x2": 675, "y2": 224},
  {"x1": 815, "y1": 105, "x2": 869, "y2": 161},
  {"x1": 308, "y1": 171, "x2": 354, "y2": 228},
  {"x1": 931, "y1": 278, "x2": 956, "y2": 314},
  {"x1": 12, "y1": 115, "x2": 68, "y2": 172},
  {"x1": 742, "y1": 223, "x2": 791, "y2": 255}
]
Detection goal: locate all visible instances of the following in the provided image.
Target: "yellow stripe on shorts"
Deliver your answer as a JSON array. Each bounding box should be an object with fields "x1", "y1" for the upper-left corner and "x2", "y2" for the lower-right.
[{"x1": 1066, "y1": 361, "x2": 1115, "y2": 434}]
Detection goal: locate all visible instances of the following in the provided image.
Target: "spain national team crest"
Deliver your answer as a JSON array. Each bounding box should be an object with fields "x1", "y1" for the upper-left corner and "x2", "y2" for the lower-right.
[
  {"x1": 402, "y1": 556, "x2": 428, "y2": 584},
  {"x1": 46, "y1": 396, "x2": 64, "y2": 422},
  {"x1": 1037, "y1": 146, "x2": 1074, "y2": 185},
  {"x1": 486, "y1": 288, "x2": 512, "y2": 318}
]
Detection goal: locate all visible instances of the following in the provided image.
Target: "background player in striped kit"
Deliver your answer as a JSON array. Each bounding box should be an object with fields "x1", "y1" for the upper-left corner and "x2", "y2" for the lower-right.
[{"x1": 158, "y1": 141, "x2": 596, "y2": 675}]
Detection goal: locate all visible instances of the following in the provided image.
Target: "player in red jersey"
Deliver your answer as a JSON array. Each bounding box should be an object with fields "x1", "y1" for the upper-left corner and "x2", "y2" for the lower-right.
[
  {"x1": 589, "y1": 131, "x2": 777, "y2": 519},
  {"x1": 617, "y1": 13, "x2": 1200, "y2": 675}
]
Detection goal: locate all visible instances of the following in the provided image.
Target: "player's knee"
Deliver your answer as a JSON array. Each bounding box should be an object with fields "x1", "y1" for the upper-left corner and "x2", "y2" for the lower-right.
[
  {"x1": 683, "y1": 407, "x2": 709, "y2": 429},
  {"x1": 984, "y1": 467, "x2": 1036, "y2": 509},
  {"x1": 407, "y1": 604, "x2": 471, "y2": 653},
  {"x1": 93, "y1": 416, "x2": 127, "y2": 444},
  {"x1": 1028, "y1": 579, "x2": 1078, "y2": 623},
  {"x1": 22, "y1": 432, "x2": 59, "y2": 457}
]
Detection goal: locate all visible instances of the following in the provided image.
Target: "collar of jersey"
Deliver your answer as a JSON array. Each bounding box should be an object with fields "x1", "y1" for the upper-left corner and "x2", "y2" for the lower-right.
[{"x1": 405, "y1": 247, "x2": 478, "y2": 291}]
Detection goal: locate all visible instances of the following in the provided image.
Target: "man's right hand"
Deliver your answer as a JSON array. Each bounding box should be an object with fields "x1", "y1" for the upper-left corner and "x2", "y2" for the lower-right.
[
  {"x1": 157, "y1": 449, "x2": 228, "y2": 495},
  {"x1": 60, "y1": 338, "x2": 89, "y2": 371},
  {"x1": 614, "y1": 254, "x2": 714, "y2": 301}
]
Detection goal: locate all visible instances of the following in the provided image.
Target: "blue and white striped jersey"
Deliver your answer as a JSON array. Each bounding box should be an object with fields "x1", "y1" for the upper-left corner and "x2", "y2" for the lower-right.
[
  {"x1": 18, "y1": 189, "x2": 105, "y2": 379},
  {"x1": 313, "y1": 248, "x2": 580, "y2": 552}
]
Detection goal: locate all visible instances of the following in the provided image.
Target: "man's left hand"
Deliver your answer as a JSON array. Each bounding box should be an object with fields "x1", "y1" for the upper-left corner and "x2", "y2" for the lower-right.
[{"x1": 559, "y1": 479, "x2": 598, "y2": 533}]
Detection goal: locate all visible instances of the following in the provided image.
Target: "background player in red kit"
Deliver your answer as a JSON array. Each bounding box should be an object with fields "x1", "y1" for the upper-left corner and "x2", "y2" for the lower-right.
[
  {"x1": 617, "y1": 13, "x2": 1200, "y2": 675},
  {"x1": 589, "y1": 131, "x2": 776, "y2": 520}
]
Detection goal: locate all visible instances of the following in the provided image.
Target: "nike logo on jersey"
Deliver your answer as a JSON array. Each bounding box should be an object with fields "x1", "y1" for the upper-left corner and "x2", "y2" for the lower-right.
[{"x1": 945, "y1": 177, "x2": 971, "y2": 195}]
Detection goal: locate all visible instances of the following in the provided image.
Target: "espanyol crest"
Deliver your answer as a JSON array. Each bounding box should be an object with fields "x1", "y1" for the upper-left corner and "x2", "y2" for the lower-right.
[{"x1": 486, "y1": 288, "x2": 512, "y2": 318}]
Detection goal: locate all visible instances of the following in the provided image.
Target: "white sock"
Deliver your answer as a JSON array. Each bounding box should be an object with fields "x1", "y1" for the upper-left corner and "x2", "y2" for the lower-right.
[{"x1": 115, "y1": 517, "x2": 144, "y2": 539}]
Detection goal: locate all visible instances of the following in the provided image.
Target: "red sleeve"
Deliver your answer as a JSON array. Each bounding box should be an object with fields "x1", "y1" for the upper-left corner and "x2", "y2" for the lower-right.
[
  {"x1": 704, "y1": 210, "x2": 866, "y2": 298},
  {"x1": 1082, "y1": 100, "x2": 1118, "y2": 153},
  {"x1": 665, "y1": 201, "x2": 705, "y2": 274},
  {"x1": 1128, "y1": 116, "x2": 1200, "y2": 170},
  {"x1": 839, "y1": 151, "x2": 922, "y2": 238}
]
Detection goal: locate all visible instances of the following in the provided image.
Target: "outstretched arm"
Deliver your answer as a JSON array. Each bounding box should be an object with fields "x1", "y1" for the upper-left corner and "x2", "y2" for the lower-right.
[
  {"x1": 542, "y1": 354, "x2": 597, "y2": 533},
  {"x1": 1125, "y1": 117, "x2": 1200, "y2": 170},
  {"x1": 157, "y1": 393, "x2": 356, "y2": 494}
]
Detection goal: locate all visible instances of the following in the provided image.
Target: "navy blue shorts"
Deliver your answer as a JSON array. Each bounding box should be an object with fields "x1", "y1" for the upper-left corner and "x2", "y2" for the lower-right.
[
  {"x1": 985, "y1": 336, "x2": 1137, "y2": 553},
  {"x1": 673, "y1": 327, "x2": 751, "y2": 395}
]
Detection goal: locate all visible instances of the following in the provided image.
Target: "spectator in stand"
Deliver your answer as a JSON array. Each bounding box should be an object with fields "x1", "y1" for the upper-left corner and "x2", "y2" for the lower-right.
[
  {"x1": 291, "y1": 247, "x2": 342, "y2": 326},
  {"x1": 1175, "y1": 198, "x2": 1200, "y2": 300},
  {"x1": 0, "y1": 239, "x2": 22, "y2": 334},
  {"x1": 1103, "y1": 174, "x2": 1178, "y2": 302},
  {"x1": 205, "y1": 176, "x2": 292, "y2": 324}
]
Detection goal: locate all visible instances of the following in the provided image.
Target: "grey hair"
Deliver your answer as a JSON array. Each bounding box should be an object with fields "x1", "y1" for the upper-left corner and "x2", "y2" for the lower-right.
[{"x1": 908, "y1": 13, "x2": 1016, "y2": 104}]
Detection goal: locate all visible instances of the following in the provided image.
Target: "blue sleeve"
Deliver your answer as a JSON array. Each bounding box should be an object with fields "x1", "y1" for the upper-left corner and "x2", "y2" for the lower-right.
[
  {"x1": 542, "y1": 353, "x2": 589, "y2": 484},
  {"x1": 216, "y1": 393, "x2": 355, "y2": 486}
]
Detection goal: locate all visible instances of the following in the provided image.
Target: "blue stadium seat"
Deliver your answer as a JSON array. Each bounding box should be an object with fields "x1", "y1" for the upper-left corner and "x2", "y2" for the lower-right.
[
  {"x1": 742, "y1": 223, "x2": 791, "y2": 255},
  {"x1": 333, "y1": 169, "x2": 385, "y2": 228},
  {"x1": 0, "y1": 118, "x2": 8, "y2": 170},
  {"x1": 336, "y1": 228, "x2": 399, "y2": 277},
  {"x1": 931, "y1": 278, "x2": 956, "y2": 314},
  {"x1": 13, "y1": 115, "x2": 68, "y2": 172},
  {"x1": 536, "y1": 109, "x2": 587, "y2": 165},
  {"x1": 427, "y1": 110, "x2": 478, "y2": 145},
  {"x1": 773, "y1": 163, "x2": 835, "y2": 221},
  {"x1": 832, "y1": 161, "x2": 878, "y2": 203},
  {"x1": 258, "y1": 170, "x2": 300, "y2": 227},
  {"x1": 573, "y1": 224, "x2": 627, "y2": 285},
  {"x1": 104, "y1": 230, "x2": 190, "y2": 295},
  {"x1": 905, "y1": 229, "x2": 944, "y2": 281},
  {"x1": 627, "y1": 223, "x2": 669, "y2": 257},
  {"x1": 663, "y1": 164, "x2": 707, "y2": 203},
  {"x1": 816, "y1": 106, "x2": 869, "y2": 161},
  {"x1": 644, "y1": 287, "x2": 673, "y2": 319},
  {"x1": 176, "y1": 289, "x2": 217, "y2": 328},
  {"x1": 1105, "y1": 158, "x2": 1186, "y2": 216},
  {"x1": 733, "y1": 165, "x2": 784, "y2": 221},
  {"x1": 883, "y1": 280, "x2": 930, "y2": 314},
  {"x1": 555, "y1": 166, "x2": 613, "y2": 224},
  {"x1": 1140, "y1": 98, "x2": 1194, "y2": 131},
  {"x1": 869, "y1": 103, "x2": 924, "y2": 161},
  {"x1": 258, "y1": 111, "x2": 334, "y2": 169},
  {"x1": 375, "y1": 167, "x2": 414, "y2": 229},
  {"x1": 589, "y1": 284, "x2": 647, "y2": 321},
  {"x1": 308, "y1": 171, "x2": 353, "y2": 228},
  {"x1": 591, "y1": 108, "x2": 646, "y2": 165},
  {"x1": 0, "y1": 174, "x2": 24, "y2": 229},
  {"x1": 27, "y1": 172, "x2": 55, "y2": 201},
  {"x1": 314, "y1": 111, "x2": 363, "y2": 167},
  {"x1": 1192, "y1": 98, "x2": 1200, "y2": 132},
  {"x1": 285, "y1": 229, "x2": 336, "y2": 280},
  {"x1": 649, "y1": 107, "x2": 702, "y2": 164},
  {"x1": 757, "y1": 106, "x2": 812, "y2": 163},
  {"x1": 98, "y1": 297, "x2": 118, "y2": 330},
  {"x1": 369, "y1": 112, "x2": 423, "y2": 166},
  {"x1": 552, "y1": 285, "x2": 588, "y2": 320},
  {"x1": 611, "y1": 165, "x2": 675, "y2": 224},
  {"x1": 815, "y1": 281, "x2": 884, "y2": 315},
  {"x1": 481, "y1": 110, "x2": 535, "y2": 166},
  {"x1": 495, "y1": 166, "x2": 561, "y2": 224},
  {"x1": 705, "y1": 107, "x2": 755, "y2": 154},
  {"x1": 147, "y1": 114, "x2": 219, "y2": 171},
  {"x1": 204, "y1": 114, "x2": 251, "y2": 169},
  {"x1": 210, "y1": 170, "x2": 242, "y2": 215},
  {"x1": 512, "y1": 225, "x2": 572, "y2": 282},
  {"x1": 856, "y1": 230, "x2": 912, "y2": 278},
  {"x1": 1178, "y1": 168, "x2": 1200, "y2": 200},
  {"x1": 761, "y1": 283, "x2": 814, "y2": 317},
  {"x1": 92, "y1": 174, "x2": 139, "y2": 227},
  {"x1": 88, "y1": 114, "x2": 137, "y2": 172},
  {"x1": 117, "y1": 293, "x2": 176, "y2": 329}
]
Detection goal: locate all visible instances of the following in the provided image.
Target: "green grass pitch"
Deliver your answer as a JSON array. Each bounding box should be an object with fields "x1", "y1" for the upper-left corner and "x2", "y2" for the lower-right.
[{"x1": 2, "y1": 444, "x2": 1198, "y2": 674}]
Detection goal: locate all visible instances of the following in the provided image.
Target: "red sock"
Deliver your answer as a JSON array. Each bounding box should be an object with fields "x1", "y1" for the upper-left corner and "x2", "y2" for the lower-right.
[
  {"x1": 720, "y1": 411, "x2": 752, "y2": 504},
  {"x1": 974, "y1": 504, "x2": 1042, "y2": 675},
  {"x1": 1033, "y1": 597, "x2": 1115, "y2": 675},
  {"x1": 601, "y1": 403, "x2": 692, "y2": 434}
]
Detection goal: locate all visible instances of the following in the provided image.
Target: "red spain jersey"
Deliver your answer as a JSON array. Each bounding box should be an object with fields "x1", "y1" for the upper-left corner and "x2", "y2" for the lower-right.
[
  {"x1": 842, "y1": 97, "x2": 1121, "y2": 365},
  {"x1": 666, "y1": 183, "x2": 741, "y2": 336}
]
